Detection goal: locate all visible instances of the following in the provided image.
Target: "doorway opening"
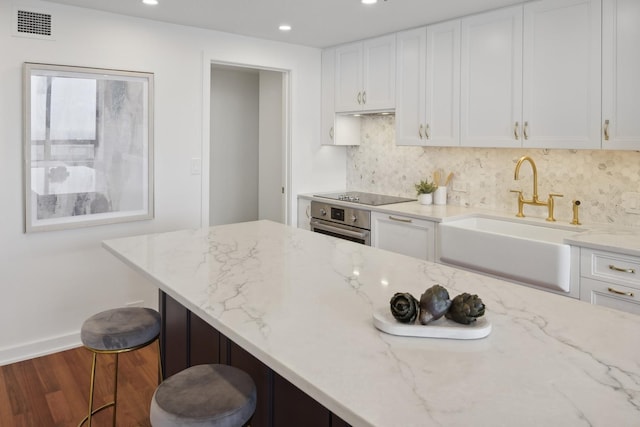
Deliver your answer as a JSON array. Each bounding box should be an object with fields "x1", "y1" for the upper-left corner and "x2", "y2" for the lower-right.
[{"x1": 207, "y1": 63, "x2": 289, "y2": 226}]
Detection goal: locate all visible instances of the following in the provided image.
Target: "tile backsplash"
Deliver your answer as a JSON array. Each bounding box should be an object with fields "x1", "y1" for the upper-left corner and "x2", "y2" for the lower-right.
[{"x1": 347, "y1": 115, "x2": 640, "y2": 228}]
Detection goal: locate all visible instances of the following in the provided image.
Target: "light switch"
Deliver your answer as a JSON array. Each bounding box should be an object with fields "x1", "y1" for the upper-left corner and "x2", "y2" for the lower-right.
[{"x1": 190, "y1": 157, "x2": 201, "y2": 175}]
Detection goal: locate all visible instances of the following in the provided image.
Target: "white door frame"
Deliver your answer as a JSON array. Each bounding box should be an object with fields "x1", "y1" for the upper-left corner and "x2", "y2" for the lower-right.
[{"x1": 201, "y1": 54, "x2": 292, "y2": 227}]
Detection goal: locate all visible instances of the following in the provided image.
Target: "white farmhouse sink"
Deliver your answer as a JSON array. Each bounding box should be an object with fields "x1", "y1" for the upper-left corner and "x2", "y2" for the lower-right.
[{"x1": 439, "y1": 216, "x2": 583, "y2": 292}]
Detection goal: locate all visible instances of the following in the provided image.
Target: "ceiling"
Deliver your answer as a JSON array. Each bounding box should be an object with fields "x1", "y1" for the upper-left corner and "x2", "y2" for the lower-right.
[{"x1": 41, "y1": 0, "x2": 527, "y2": 48}]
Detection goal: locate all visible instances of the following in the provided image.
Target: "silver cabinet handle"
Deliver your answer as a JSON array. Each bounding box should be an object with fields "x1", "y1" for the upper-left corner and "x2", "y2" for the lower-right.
[
  {"x1": 607, "y1": 287, "x2": 634, "y2": 297},
  {"x1": 609, "y1": 264, "x2": 635, "y2": 274},
  {"x1": 523, "y1": 121, "x2": 529, "y2": 140},
  {"x1": 419, "y1": 124, "x2": 424, "y2": 139},
  {"x1": 329, "y1": 126, "x2": 334, "y2": 140},
  {"x1": 362, "y1": 91, "x2": 366, "y2": 104},
  {"x1": 357, "y1": 92, "x2": 362, "y2": 104},
  {"x1": 388, "y1": 215, "x2": 412, "y2": 223},
  {"x1": 306, "y1": 205, "x2": 310, "y2": 219},
  {"x1": 604, "y1": 119, "x2": 610, "y2": 141},
  {"x1": 514, "y1": 121, "x2": 520, "y2": 140},
  {"x1": 425, "y1": 123, "x2": 430, "y2": 140},
  {"x1": 310, "y1": 220, "x2": 369, "y2": 240}
]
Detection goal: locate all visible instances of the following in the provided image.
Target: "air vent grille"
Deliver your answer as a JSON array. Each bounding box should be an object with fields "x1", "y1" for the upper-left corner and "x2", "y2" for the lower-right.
[{"x1": 16, "y1": 9, "x2": 52, "y2": 37}]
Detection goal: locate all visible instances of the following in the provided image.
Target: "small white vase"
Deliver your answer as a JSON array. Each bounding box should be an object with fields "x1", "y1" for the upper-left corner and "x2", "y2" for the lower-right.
[{"x1": 418, "y1": 193, "x2": 433, "y2": 205}]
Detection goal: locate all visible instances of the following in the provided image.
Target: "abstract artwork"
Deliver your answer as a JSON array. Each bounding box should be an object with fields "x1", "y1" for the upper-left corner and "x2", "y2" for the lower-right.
[{"x1": 23, "y1": 63, "x2": 154, "y2": 232}]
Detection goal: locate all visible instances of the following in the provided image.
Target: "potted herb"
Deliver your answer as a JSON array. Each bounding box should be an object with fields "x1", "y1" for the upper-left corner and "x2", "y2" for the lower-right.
[{"x1": 414, "y1": 179, "x2": 436, "y2": 205}]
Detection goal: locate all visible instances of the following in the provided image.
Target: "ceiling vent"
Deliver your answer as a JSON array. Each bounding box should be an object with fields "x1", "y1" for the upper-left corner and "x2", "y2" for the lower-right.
[{"x1": 12, "y1": 7, "x2": 54, "y2": 40}]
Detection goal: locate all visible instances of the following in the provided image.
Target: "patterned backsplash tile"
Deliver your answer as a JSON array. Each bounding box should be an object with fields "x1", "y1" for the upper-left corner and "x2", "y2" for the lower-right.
[{"x1": 347, "y1": 115, "x2": 640, "y2": 228}]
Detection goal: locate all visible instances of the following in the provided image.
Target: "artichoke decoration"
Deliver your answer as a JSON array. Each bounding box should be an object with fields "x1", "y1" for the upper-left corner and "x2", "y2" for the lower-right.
[
  {"x1": 445, "y1": 293, "x2": 486, "y2": 325},
  {"x1": 418, "y1": 284, "x2": 452, "y2": 325},
  {"x1": 389, "y1": 292, "x2": 420, "y2": 323}
]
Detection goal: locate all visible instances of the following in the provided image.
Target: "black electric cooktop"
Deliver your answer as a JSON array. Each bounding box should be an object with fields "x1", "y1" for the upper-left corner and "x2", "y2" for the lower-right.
[{"x1": 314, "y1": 191, "x2": 416, "y2": 206}]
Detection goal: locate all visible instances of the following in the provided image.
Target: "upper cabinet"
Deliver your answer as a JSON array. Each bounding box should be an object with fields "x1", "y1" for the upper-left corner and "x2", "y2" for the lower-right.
[
  {"x1": 602, "y1": 0, "x2": 640, "y2": 150},
  {"x1": 321, "y1": 48, "x2": 361, "y2": 146},
  {"x1": 461, "y1": 0, "x2": 601, "y2": 149},
  {"x1": 335, "y1": 35, "x2": 396, "y2": 113},
  {"x1": 522, "y1": 0, "x2": 601, "y2": 150},
  {"x1": 396, "y1": 21, "x2": 460, "y2": 147},
  {"x1": 460, "y1": 6, "x2": 523, "y2": 148}
]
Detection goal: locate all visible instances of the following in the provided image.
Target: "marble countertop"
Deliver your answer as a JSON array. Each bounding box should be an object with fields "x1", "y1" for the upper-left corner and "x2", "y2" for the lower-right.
[
  {"x1": 301, "y1": 194, "x2": 640, "y2": 257},
  {"x1": 103, "y1": 220, "x2": 640, "y2": 427}
]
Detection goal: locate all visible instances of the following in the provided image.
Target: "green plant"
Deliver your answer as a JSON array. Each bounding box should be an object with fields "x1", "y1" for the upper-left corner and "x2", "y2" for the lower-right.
[{"x1": 414, "y1": 179, "x2": 436, "y2": 195}]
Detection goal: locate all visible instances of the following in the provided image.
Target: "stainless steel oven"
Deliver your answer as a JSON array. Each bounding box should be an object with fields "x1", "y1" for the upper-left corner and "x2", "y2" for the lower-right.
[{"x1": 310, "y1": 200, "x2": 371, "y2": 245}]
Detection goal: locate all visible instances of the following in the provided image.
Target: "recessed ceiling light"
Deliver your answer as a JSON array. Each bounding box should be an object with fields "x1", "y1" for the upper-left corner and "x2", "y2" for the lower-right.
[
  {"x1": 279, "y1": 24, "x2": 292, "y2": 32},
  {"x1": 362, "y1": 0, "x2": 378, "y2": 4},
  {"x1": 142, "y1": 0, "x2": 158, "y2": 5}
]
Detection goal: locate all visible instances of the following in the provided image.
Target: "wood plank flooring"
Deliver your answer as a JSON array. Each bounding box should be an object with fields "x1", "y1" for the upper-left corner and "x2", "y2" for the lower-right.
[{"x1": 0, "y1": 345, "x2": 159, "y2": 427}]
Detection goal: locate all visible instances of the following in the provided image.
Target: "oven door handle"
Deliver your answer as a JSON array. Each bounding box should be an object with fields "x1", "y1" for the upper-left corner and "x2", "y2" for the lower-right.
[{"x1": 310, "y1": 220, "x2": 370, "y2": 240}]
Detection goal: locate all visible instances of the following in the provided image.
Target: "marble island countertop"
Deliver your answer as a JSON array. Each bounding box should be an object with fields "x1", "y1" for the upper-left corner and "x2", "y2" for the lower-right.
[
  {"x1": 301, "y1": 193, "x2": 640, "y2": 256},
  {"x1": 103, "y1": 220, "x2": 640, "y2": 427}
]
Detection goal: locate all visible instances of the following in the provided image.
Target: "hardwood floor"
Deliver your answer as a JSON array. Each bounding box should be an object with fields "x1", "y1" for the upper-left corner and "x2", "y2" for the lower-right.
[{"x1": 0, "y1": 345, "x2": 159, "y2": 427}]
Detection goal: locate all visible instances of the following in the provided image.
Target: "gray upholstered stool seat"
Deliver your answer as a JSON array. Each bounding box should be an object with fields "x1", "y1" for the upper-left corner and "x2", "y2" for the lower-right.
[
  {"x1": 150, "y1": 364, "x2": 257, "y2": 427},
  {"x1": 81, "y1": 307, "x2": 161, "y2": 351},
  {"x1": 79, "y1": 307, "x2": 162, "y2": 427}
]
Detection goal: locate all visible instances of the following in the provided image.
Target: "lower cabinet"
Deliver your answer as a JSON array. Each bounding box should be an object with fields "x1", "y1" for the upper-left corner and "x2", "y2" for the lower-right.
[
  {"x1": 159, "y1": 291, "x2": 351, "y2": 427},
  {"x1": 371, "y1": 211, "x2": 436, "y2": 261},
  {"x1": 579, "y1": 248, "x2": 640, "y2": 315}
]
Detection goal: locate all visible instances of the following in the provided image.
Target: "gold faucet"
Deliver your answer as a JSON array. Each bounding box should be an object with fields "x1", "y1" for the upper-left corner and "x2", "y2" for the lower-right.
[{"x1": 511, "y1": 156, "x2": 563, "y2": 221}]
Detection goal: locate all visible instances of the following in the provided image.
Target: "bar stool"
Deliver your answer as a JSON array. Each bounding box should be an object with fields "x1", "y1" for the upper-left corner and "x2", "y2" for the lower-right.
[
  {"x1": 78, "y1": 307, "x2": 162, "y2": 427},
  {"x1": 150, "y1": 364, "x2": 257, "y2": 427}
]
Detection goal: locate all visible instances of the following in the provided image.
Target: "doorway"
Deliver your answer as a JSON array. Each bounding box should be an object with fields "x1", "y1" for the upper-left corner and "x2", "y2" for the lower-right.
[{"x1": 209, "y1": 64, "x2": 287, "y2": 226}]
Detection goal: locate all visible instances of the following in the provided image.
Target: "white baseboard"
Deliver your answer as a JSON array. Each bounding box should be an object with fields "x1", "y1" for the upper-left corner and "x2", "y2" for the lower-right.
[{"x1": 0, "y1": 331, "x2": 81, "y2": 366}]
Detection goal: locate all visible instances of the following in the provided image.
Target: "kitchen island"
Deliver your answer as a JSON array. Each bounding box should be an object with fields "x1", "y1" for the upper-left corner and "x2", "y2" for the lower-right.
[{"x1": 103, "y1": 220, "x2": 640, "y2": 427}]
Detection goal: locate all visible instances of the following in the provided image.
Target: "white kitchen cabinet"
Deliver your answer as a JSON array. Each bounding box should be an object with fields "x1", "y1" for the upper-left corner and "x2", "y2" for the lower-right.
[
  {"x1": 321, "y1": 48, "x2": 336, "y2": 146},
  {"x1": 602, "y1": 0, "x2": 640, "y2": 150},
  {"x1": 395, "y1": 27, "x2": 426, "y2": 146},
  {"x1": 522, "y1": 0, "x2": 601, "y2": 150},
  {"x1": 396, "y1": 21, "x2": 460, "y2": 147},
  {"x1": 461, "y1": 0, "x2": 601, "y2": 149},
  {"x1": 335, "y1": 35, "x2": 396, "y2": 113},
  {"x1": 371, "y1": 212, "x2": 436, "y2": 262},
  {"x1": 297, "y1": 197, "x2": 311, "y2": 230},
  {"x1": 580, "y1": 248, "x2": 640, "y2": 315},
  {"x1": 461, "y1": 6, "x2": 523, "y2": 148},
  {"x1": 322, "y1": 48, "x2": 361, "y2": 145}
]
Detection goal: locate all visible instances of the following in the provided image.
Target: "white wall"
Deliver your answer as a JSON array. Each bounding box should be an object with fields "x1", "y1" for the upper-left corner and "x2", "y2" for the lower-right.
[
  {"x1": 259, "y1": 70, "x2": 284, "y2": 223},
  {"x1": 210, "y1": 67, "x2": 260, "y2": 225},
  {"x1": 1, "y1": 0, "x2": 346, "y2": 364}
]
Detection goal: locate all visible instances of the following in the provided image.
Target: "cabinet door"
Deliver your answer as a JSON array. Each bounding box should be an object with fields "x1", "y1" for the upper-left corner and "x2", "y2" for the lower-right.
[
  {"x1": 461, "y1": 6, "x2": 523, "y2": 147},
  {"x1": 362, "y1": 34, "x2": 396, "y2": 111},
  {"x1": 335, "y1": 42, "x2": 363, "y2": 112},
  {"x1": 602, "y1": 0, "x2": 640, "y2": 150},
  {"x1": 371, "y1": 212, "x2": 436, "y2": 261},
  {"x1": 426, "y1": 20, "x2": 461, "y2": 147},
  {"x1": 395, "y1": 27, "x2": 427, "y2": 146},
  {"x1": 523, "y1": 0, "x2": 601, "y2": 149},
  {"x1": 321, "y1": 48, "x2": 336, "y2": 145},
  {"x1": 273, "y1": 372, "x2": 331, "y2": 427}
]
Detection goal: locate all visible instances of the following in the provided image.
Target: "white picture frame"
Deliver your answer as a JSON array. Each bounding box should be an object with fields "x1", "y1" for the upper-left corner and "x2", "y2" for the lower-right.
[{"x1": 23, "y1": 63, "x2": 154, "y2": 232}]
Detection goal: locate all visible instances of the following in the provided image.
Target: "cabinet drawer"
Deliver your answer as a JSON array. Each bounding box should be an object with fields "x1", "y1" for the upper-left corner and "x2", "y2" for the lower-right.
[
  {"x1": 581, "y1": 249, "x2": 640, "y2": 289},
  {"x1": 580, "y1": 277, "x2": 640, "y2": 316}
]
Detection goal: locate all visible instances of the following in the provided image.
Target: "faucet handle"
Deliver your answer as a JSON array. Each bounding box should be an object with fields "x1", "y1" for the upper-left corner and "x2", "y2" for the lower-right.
[
  {"x1": 510, "y1": 189, "x2": 523, "y2": 195},
  {"x1": 546, "y1": 193, "x2": 564, "y2": 222}
]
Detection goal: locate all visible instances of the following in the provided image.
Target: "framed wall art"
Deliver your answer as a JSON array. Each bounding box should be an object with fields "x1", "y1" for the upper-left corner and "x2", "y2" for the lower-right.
[{"x1": 23, "y1": 63, "x2": 154, "y2": 232}]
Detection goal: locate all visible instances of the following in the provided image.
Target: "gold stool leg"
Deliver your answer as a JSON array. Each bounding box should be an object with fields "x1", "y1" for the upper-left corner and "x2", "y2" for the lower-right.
[
  {"x1": 87, "y1": 352, "x2": 97, "y2": 427},
  {"x1": 157, "y1": 339, "x2": 163, "y2": 383},
  {"x1": 78, "y1": 351, "x2": 117, "y2": 427},
  {"x1": 112, "y1": 353, "x2": 119, "y2": 427}
]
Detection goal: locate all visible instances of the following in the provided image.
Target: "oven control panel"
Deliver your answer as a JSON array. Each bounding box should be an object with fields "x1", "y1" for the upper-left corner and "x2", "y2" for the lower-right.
[{"x1": 310, "y1": 201, "x2": 371, "y2": 230}]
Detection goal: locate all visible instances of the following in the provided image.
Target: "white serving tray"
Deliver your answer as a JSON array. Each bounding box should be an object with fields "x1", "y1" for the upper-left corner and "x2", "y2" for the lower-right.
[{"x1": 373, "y1": 308, "x2": 491, "y2": 340}]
